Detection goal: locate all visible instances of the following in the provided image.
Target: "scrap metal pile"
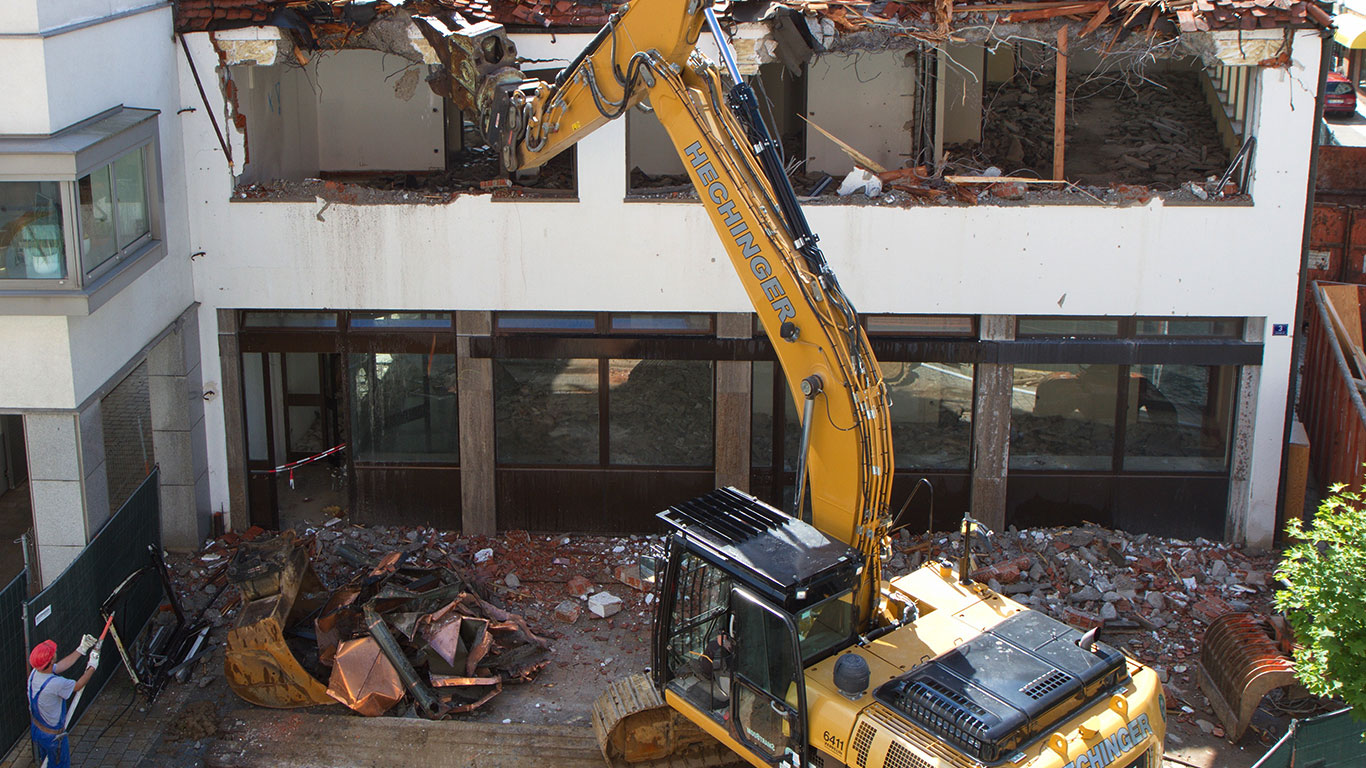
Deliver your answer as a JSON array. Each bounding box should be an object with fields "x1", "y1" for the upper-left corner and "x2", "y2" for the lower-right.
[{"x1": 221, "y1": 529, "x2": 550, "y2": 719}]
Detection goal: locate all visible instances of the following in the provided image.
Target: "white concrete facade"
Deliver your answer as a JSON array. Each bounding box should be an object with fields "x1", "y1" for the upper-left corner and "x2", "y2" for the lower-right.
[
  {"x1": 175, "y1": 28, "x2": 1320, "y2": 548},
  {"x1": 2, "y1": 6, "x2": 1321, "y2": 560},
  {"x1": 0, "y1": 0, "x2": 205, "y2": 581}
]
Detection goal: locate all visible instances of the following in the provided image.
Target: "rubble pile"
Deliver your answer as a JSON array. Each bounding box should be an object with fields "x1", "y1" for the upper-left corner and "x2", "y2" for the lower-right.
[
  {"x1": 970, "y1": 71, "x2": 1230, "y2": 189},
  {"x1": 892, "y1": 521, "x2": 1281, "y2": 735},
  {"x1": 170, "y1": 514, "x2": 1310, "y2": 742},
  {"x1": 233, "y1": 147, "x2": 575, "y2": 204}
]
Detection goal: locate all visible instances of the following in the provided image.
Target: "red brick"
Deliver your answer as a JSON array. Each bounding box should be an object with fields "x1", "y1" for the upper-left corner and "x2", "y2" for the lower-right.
[{"x1": 567, "y1": 575, "x2": 593, "y2": 597}]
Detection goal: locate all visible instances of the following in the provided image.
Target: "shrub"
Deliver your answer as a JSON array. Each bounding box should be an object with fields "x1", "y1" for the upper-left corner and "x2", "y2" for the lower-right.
[{"x1": 1274, "y1": 483, "x2": 1366, "y2": 713}]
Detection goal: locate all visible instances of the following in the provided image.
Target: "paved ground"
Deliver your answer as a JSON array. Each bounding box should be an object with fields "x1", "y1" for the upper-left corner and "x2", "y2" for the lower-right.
[
  {"x1": 0, "y1": 525, "x2": 1323, "y2": 768},
  {"x1": 1323, "y1": 102, "x2": 1366, "y2": 147}
]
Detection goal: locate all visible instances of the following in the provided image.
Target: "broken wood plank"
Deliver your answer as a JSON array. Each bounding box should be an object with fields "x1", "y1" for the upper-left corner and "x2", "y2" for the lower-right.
[
  {"x1": 1053, "y1": 25, "x2": 1068, "y2": 181},
  {"x1": 944, "y1": 175, "x2": 1068, "y2": 184},
  {"x1": 954, "y1": 0, "x2": 1099, "y2": 11},
  {"x1": 1079, "y1": 2, "x2": 1111, "y2": 37},
  {"x1": 801, "y1": 115, "x2": 888, "y2": 173},
  {"x1": 1008, "y1": 3, "x2": 1104, "y2": 21}
]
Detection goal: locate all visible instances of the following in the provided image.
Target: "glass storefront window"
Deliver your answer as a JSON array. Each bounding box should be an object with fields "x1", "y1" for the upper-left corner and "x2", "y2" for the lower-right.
[
  {"x1": 1017, "y1": 318, "x2": 1120, "y2": 337},
  {"x1": 242, "y1": 311, "x2": 339, "y2": 328},
  {"x1": 1136, "y1": 318, "x2": 1242, "y2": 337},
  {"x1": 349, "y1": 353, "x2": 458, "y2": 462},
  {"x1": 495, "y1": 313, "x2": 597, "y2": 333},
  {"x1": 350, "y1": 312, "x2": 451, "y2": 328},
  {"x1": 1124, "y1": 364, "x2": 1236, "y2": 471},
  {"x1": 609, "y1": 359, "x2": 713, "y2": 465},
  {"x1": 750, "y1": 361, "x2": 800, "y2": 472},
  {"x1": 0, "y1": 181, "x2": 66, "y2": 280},
  {"x1": 495, "y1": 358, "x2": 599, "y2": 464},
  {"x1": 865, "y1": 315, "x2": 974, "y2": 336},
  {"x1": 1011, "y1": 364, "x2": 1119, "y2": 470},
  {"x1": 609, "y1": 313, "x2": 712, "y2": 333},
  {"x1": 883, "y1": 361, "x2": 974, "y2": 469}
]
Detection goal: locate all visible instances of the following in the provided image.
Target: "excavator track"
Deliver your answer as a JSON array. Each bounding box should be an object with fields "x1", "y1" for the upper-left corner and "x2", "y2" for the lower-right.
[{"x1": 592, "y1": 674, "x2": 739, "y2": 768}]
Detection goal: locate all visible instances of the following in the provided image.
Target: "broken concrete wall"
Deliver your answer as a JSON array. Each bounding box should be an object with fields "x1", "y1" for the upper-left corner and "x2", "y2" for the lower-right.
[
  {"x1": 805, "y1": 51, "x2": 916, "y2": 175},
  {"x1": 627, "y1": 107, "x2": 683, "y2": 177},
  {"x1": 232, "y1": 63, "x2": 320, "y2": 185},
  {"x1": 942, "y1": 42, "x2": 986, "y2": 145},
  {"x1": 315, "y1": 51, "x2": 444, "y2": 173}
]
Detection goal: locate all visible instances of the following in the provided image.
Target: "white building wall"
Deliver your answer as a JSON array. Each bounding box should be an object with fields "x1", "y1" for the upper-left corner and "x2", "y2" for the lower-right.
[
  {"x1": 0, "y1": 4, "x2": 202, "y2": 565},
  {"x1": 179, "y1": 30, "x2": 1322, "y2": 548}
]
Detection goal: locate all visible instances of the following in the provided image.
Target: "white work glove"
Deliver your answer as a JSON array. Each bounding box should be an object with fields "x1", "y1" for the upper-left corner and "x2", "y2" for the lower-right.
[
  {"x1": 86, "y1": 649, "x2": 100, "y2": 671},
  {"x1": 77, "y1": 634, "x2": 97, "y2": 656}
]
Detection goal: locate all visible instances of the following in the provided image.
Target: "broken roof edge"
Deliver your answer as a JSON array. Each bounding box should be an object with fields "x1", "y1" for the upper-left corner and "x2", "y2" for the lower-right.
[{"x1": 175, "y1": 0, "x2": 1332, "y2": 40}]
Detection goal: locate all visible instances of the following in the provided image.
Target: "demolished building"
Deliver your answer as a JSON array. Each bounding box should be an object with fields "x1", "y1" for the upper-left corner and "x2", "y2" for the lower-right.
[{"x1": 0, "y1": 0, "x2": 1330, "y2": 590}]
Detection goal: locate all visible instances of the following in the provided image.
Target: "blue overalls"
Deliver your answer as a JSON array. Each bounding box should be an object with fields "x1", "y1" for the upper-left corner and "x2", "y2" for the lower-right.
[{"x1": 27, "y1": 672, "x2": 69, "y2": 768}]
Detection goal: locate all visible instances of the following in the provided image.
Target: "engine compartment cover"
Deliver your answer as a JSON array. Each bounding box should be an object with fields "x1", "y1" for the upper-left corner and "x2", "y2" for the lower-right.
[{"x1": 873, "y1": 610, "x2": 1126, "y2": 763}]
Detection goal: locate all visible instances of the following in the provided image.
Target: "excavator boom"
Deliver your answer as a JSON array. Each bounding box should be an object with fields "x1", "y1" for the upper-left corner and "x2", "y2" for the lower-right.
[{"x1": 413, "y1": 6, "x2": 1168, "y2": 768}]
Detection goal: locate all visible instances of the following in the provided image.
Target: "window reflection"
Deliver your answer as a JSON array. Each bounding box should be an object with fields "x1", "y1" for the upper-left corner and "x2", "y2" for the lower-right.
[
  {"x1": 1011, "y1": 364, "x2": 1119, "y2": 470},
  {"x1": 609, "y1": 359, "x2": 713, "y2": 466},
  {"x1": 349, "y1": 353, "x2": 458, "y2": 462},
  {"x1": 79, "y1": 165, "x2": 117, "y2": 274},
  {"x1": 495, "y1": 358, "x2": 599, "y2": 464},
  {"x1": 883, "y1": 361, "x2": 973, "y2": 469},
  {"x1": 1124, "y1": 364, "x2": 1236, "y2": 471},
  {"x1": 0, "y1": 181, "x2": 66, "y2": 279}
]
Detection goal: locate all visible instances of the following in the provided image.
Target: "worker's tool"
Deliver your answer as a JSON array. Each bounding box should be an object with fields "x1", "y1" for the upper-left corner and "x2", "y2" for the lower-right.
[{"x1": 36, "y1": 615, "x2": 115, "y2": 768}]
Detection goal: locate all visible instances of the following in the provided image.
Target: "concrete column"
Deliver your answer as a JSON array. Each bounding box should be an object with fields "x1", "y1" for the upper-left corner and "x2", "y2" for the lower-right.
[
  {"x1": 26, "y1": 413, "x2": 86, "y2": 585},
  {"x1": 217, "y1": 309, "x2": 248, "y2": 530},
  {"x1": 1226, "y1": 318, "x2": 1265, "y2": 546},
  {"x1": 970, "y1": 315, "x2": 1014, "y2": 533},
  {"x1": 150, "y1": 314, "x2": 211, "y2": 550},
  {"x1": 78, "y1": 400, "x2": 111, "y2": 535},
  {"x1": 457, "y1": 311, "x2": 496, "y2": 535},
  {"x1": 715, "y1": 313, "x2": 752, "y2": 492}
]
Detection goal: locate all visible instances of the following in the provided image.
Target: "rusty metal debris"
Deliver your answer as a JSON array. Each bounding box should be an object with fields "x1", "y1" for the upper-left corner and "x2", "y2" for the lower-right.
[
  {"x1": 223, "y1": 528, "x2": 551, "y2": 718},
  {"x1": 1197, "y1": 612, "x2": 1298, "y2": 741}
]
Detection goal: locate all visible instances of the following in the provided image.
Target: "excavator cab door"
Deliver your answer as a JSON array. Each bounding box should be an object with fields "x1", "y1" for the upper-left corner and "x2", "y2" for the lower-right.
[{"x1": 728, "y1": 588, "x2": 808, "y2": 768}]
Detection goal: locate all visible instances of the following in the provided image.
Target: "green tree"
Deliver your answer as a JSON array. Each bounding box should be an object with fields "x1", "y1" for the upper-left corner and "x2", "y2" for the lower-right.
[{"x1": 1274, "y1": 483, "x2": 1366, "y2": 713}]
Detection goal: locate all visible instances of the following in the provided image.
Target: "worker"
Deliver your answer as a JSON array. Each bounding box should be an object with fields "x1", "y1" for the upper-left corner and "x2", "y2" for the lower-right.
[{"x1": 27, "y1": 634, "x2": 100, "y2": 768}]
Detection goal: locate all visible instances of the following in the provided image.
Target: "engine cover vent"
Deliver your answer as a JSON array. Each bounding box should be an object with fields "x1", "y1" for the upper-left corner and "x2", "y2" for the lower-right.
[
  {"x1": 852, "y1": 722, "x2": 877, "y2": 768},
  {"x1": 874, "y1": 611, "x2": 1127, "y2": 763},
  {"x1": 884, "y1": 741, "x2": 933, "y2": 768}
]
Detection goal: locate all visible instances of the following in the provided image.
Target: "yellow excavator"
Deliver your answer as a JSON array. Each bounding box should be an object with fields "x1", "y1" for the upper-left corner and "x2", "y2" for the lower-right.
[{"x1": 414, "y1": 3, "x2": 1167, "y2": 767}]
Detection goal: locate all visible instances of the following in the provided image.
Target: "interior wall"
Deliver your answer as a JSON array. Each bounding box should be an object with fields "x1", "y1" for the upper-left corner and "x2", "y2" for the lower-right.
[
  {"x1": 942, "y1": 42, "x2": 986, "y2": 145},
  {"x1": 806, "y1": 51, "x2": 916, "y2": 175},
  {"x1": 234, "y1": 63, "x2": 320, "y2": 184},
  {"x1": 627, "y1": 105, "x2": 686, "y2": 176},
  {"x1": 314, "y1": 50, "x2": 443, "y2": 173}
]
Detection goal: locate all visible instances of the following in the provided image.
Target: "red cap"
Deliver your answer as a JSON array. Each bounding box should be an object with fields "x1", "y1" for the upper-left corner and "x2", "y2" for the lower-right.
[{"x1": 29, "y1": 640, "x2": 56, "y2": 670}]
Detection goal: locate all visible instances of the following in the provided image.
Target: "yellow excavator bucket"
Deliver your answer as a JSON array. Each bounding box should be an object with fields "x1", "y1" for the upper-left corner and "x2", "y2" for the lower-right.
[{"x1": 223, "y1": 533, "x2": 334, "y2": 709}]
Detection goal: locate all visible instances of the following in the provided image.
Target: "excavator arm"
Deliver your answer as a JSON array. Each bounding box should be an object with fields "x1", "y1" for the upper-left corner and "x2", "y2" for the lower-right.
[{"x1": 416, "y1": 0, "x2": 895, "y2": 613}]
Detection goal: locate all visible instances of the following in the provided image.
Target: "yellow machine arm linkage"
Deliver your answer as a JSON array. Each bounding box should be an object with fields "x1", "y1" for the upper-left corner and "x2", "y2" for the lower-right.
[{"x1": 416, "y1": 0, "x2": 894, "y2": 616}]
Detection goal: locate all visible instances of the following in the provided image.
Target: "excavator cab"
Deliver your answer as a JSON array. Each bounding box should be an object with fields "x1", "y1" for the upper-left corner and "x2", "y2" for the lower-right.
[{"x1": 650, "y1": 487, "x2": 865, "y2": 767}]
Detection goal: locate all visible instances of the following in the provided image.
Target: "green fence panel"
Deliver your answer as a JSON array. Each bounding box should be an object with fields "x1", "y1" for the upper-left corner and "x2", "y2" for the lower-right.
[
  {"x1": 1292, "y1": 708, "x2": 1366, "y2": 767},
  {"x1": 0, "y1": 572, "x2": 30, "y2": 755},
  {"x1": 1250, "y1": 731, "x2": 1293, "y2": 768},
  {"x1": 23, "y1": 469, "x2": 162, "y2": 727}
]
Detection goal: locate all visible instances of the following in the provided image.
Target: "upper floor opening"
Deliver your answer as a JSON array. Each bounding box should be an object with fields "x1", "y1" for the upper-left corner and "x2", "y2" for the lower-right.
[{"x1": 181, "y1": 0, "x2": 1321, "y2": 208}]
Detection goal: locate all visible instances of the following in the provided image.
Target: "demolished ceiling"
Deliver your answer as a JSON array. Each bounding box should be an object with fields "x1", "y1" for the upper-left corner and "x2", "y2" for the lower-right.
[{"x1": 176, "y1": 0, "x2": 1332, "y2": 52}]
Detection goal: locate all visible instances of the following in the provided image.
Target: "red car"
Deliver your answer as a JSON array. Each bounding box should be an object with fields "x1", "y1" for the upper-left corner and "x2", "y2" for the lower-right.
[{"x1": 1326, "y1": 72, "x2": 1357, "y2": 117}]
